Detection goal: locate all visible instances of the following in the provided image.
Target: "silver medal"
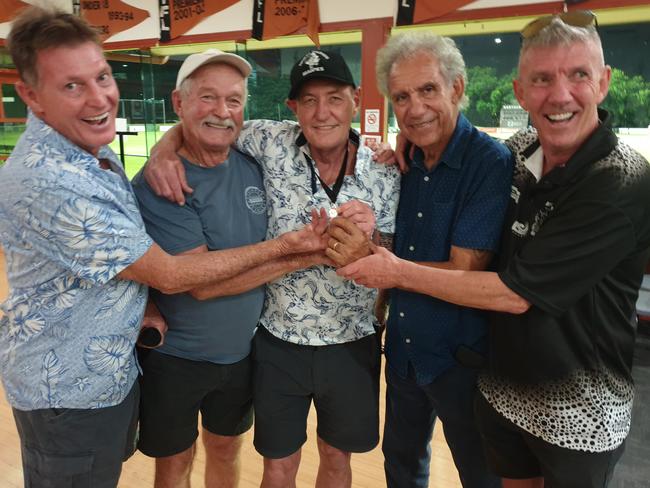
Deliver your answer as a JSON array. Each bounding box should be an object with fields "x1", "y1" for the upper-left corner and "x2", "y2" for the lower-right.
[{"x1": 328, "y1": 207, "x2": 338, "y2": 218}]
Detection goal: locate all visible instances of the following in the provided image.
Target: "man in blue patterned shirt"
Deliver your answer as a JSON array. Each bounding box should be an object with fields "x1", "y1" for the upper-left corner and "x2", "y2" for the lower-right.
[{"x1": 0, "y1": 7, "x2": 329, "y2": 487}]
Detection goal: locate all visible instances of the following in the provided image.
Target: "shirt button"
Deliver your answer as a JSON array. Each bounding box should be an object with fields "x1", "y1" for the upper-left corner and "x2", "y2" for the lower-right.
[
  {"x1": 408, "y1": 245, "x2": 415, "y2": 251},
  {"x1": 424, "y1": 176, "x2": 430, "y2": 182},
  {"x1": 405, "y1": 338, "x2": 411, "y2": 344},
  {"x1": 399, "y1": 312, "x2": 405, "y2": 318},
  {"x1": 417, "y1": 212, "x2": 423, "y2": 218}
]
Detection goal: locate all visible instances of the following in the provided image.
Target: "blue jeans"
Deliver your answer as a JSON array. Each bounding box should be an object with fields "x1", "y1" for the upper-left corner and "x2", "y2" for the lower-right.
[{"x1": 382, "y1": 363, "x2": 500, "y2": 488}]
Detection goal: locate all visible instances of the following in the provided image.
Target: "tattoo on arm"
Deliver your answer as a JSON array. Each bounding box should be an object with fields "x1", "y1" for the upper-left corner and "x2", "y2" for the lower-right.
[
  {"x1": 448, "y1": 246, "x2": 493, "y2": 271},
  {"x1": 375, "y1": 232, "x2": 394, "y2": 251},
  {"x1": 469, "y1": 249, "x2": 490, "y2": 262}
]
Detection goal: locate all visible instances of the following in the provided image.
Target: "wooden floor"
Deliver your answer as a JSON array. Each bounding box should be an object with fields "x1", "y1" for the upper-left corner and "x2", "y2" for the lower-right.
[{"x1": 0, "y1": 249, "x2": 461, "y2": 488}]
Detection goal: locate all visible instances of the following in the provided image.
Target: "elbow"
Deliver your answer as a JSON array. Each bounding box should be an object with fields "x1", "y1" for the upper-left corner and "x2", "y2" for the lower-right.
[
  {"x1": 189, "y1": 288, "x2": 210, "y2": 301},
  {"x1": 155, "y1": 281, "x2": 183, "y2": 295},
  {"x1": 507, "y1": 295, "x2": 531, "y2": 314},
  {"x1": 150, "y1": 273, "x2": 186, "y2": 295}
]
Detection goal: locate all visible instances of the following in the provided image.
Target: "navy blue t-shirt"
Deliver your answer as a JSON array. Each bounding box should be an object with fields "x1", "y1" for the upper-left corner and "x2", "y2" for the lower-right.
[
  {"x1": 386, "y1": 114, "x2": 513, "y2": 385},
  {"x1": 132, "y1": 149, "x2": 267, "y2": 364}
]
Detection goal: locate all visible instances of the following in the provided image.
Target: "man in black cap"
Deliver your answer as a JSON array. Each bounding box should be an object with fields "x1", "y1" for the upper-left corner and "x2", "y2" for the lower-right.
[{"x1": 144, "y1": 50, "x2": 400, "y2": 487}]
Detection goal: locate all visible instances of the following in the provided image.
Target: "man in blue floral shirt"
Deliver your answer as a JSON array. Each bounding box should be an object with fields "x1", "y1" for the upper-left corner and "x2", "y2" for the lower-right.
[{"x1": 0, "y1": 7, "x2": 329, "y2": 487}]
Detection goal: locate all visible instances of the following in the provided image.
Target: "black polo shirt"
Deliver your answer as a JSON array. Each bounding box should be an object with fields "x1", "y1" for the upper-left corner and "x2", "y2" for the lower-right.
[{"x1": 491, "y1": 110, "x2": 650, "y2": 386}]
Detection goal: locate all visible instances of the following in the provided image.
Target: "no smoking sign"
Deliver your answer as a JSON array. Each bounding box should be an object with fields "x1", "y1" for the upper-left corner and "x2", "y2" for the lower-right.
[{"x1": 364, "y1": 109, "x2": 380, "y2": 133}]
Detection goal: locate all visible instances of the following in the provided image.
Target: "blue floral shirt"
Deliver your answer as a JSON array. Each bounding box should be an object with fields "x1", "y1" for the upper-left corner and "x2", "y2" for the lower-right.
[
  {"x1": 0, "y1": 114, "x2": 152, "y2": 410},
  {"x1": 239, "y1": 120, "x2": 400, "y2": 345}
]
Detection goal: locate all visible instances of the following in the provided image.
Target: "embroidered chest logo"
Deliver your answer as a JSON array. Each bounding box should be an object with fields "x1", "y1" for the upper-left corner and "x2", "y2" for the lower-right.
[
  {"x1": 511, "y1": 201, "x2": 555, "y2": 238},
  {"x1": 245, "y1": 186, "x2": 266, "y2": 214},
  {"x1": 511, "y1": 185, "x2": 521, "y2": 204},
  {"x1": 531, "y1": 201, "x2": 554, "y2": 236}
]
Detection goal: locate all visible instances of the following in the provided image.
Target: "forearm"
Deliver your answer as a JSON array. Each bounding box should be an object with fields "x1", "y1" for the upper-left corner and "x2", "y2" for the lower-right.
[
  {"x1": 120, "y1": 238, "x2": 295, "y2": 294},
  {"x1": 395, "y1": 259, "x2": 530, "y2": 314},
  {"x1": 191, "y1": 253, "x2": 317, "y2": 300},
  {"x1": 374, "y1": 231, "x2": 394, "y2": 250},
  {"x1": 168, "y1": 238, "x2": 300, "y2": 293},
  {"x1": 374, "y1": 288, "x2": 390, "y2": 326},
  {"x1": 414, "y1": 246, "x2": 494, "y2": 272},
  {"x1": 150, "y1": 123, "x2": 183, "y2": 156},
  {"x1": 414, "y1": 260, "x2": 466, "y2": 271}
]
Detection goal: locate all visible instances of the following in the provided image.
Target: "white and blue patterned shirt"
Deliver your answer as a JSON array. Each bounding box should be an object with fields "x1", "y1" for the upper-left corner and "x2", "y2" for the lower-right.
[
  {"x1": 0, "y1": 114, "x2": 152, "y2": 410},
  {"x1": 239, "y1": 120, "x2": 400, "y2": 345}
]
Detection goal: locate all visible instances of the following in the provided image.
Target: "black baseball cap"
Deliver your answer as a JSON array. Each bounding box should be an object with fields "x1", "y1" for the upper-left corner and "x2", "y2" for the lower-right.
[{"x1": 288, "y1": 50, "x2": 356, "y2": 100}]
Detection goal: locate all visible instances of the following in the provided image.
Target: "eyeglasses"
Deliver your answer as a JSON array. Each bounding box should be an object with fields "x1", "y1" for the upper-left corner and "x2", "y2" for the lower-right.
[{"x1": 521, "y1": 10, "x2": 598, "y2": 40}]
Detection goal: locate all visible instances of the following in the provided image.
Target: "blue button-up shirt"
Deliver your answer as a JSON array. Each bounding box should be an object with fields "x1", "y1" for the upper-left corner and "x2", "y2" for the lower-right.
[
  {"x1": 0, "y1": 114, "x2": 152, "y2": 410},
  {"x1": 386, "y1": 114, "x2": 513, "y2": 385}
]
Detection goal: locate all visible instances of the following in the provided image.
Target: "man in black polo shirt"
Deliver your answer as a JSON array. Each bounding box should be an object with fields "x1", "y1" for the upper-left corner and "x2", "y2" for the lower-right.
[{"x1": 339, "y1": 11, "x2": 650, "y2": 488}]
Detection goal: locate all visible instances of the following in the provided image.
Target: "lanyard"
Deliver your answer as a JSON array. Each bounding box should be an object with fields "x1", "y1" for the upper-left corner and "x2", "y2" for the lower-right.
[{"x1": 305, "y1": 143, "x2": 349, "y2": 204}]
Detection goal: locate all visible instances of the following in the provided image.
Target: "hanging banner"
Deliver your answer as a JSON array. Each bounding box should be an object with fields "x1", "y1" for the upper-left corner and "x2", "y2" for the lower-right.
[
  {"x1": 252, "y1": 0, "x2": 320, "y2": 46},
  {"x1": 0, "y1": 0, "x2": 29, "y2": 24},
  {"x1": 397, "y1": 0, "x2": 475, "y2": 26},
  {"x1": 159, "y1": 0, "x2": 240, "y2": 42},
  {"x1": 79, "y1": 0, "x2": 150, "y2": 40}
]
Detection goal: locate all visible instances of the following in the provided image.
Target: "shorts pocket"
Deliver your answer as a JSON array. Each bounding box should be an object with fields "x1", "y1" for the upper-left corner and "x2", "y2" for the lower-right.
[{"x1": 22, "y1": 445, "x2": 93, "y2": 487}]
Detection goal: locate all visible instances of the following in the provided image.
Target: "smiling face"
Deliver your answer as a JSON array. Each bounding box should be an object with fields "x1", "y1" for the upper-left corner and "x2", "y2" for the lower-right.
[
  {"x1": 286, "y1": 79, "x2": 359, "y2": 157},
  {"x1": 173, "y1": 63, "x2": 245, "y2": 159},
  {"x1": 16, "y1": 42, "x2": 118, "y2": 156},
  {"x1": 388, "y1": 51, "x2": 463, "y2": 165},
  {"x1": 514, "y1": 40, "x2": 611, "y2": 165}
]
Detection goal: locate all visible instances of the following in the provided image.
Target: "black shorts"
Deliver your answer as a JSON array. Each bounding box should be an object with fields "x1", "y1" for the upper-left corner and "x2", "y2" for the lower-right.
[
  {"x1": 138, "y1": 350, "x2": 253, "y2": 458},
  {"x1": 474, "y1": 392, "x2": 625, "y2": 488},
  {"x1": 252, "y1": 327, "x2": 380, "y2": 459}
]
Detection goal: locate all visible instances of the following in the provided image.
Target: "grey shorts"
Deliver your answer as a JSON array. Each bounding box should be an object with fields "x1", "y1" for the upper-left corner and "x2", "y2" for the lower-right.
[
  {"x1": 13, "y1": 381, "x2": 139, "y2": 488},
  {"x1": 252, "y1": 327, "x2": 381, "y2": 459}
]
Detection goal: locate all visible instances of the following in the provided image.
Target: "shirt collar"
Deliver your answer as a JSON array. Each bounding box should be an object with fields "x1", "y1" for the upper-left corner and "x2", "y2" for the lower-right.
[
  {"x1": 520, "y1": 108, "x2": 617, "y2": 186},
  {"x1": 295, "y1": 127, "x2": 364, "y2": 178},
  {"x1": 28, "y1": 111, "x2": 118, "y2": 170},
  {"x1": 410, "y1": 112, "x2": 468, "y2": 172}
]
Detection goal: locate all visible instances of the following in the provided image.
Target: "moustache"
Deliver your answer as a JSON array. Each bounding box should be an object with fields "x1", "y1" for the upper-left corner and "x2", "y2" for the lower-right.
[{"x1": 203, "y1": 117, "x2": 236, "y2": 129}]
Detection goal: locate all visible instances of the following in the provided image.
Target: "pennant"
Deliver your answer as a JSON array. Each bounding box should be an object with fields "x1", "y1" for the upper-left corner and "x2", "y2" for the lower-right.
[
  {"x1": 397, "y1": 0, "x2": 475, "y2": 26},
  {"x1": 0, "y1": 0, "x2": 29, "y2": 24},
  {"x1": 159, "y1": 0, "x2": 240, "y2": 42},
  {"x1": 252, "y1": 0, "x2": 320, "y2": 46},
  {"x1": 79, "y1": 0, "x2": 150, "y2": 40}
]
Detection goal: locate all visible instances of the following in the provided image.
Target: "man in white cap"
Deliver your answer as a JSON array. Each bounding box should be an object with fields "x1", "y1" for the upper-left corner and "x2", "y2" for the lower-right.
[
  {"x1": 143, "y1": 49, "x2": 400, "y2": 488},
  {"x1": 131, "y1": 49, "x2": 332, "y2": 487}
]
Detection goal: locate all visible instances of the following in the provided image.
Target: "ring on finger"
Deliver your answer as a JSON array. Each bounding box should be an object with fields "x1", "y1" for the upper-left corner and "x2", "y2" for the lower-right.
[{"x1": 333, "y1": 241, "x2": 340, "y2": 252}]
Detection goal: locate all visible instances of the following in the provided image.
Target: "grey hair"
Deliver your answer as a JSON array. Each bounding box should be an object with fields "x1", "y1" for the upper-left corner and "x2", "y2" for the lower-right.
[
  {"x1": 177, "y1": 63, "x2": 249, "y2": 105},
  {"x1": 376, "y1": 31, "x2": 468, "y2": 109},
  {"x1": 520, "y1": 17, "x2": 604, "y2": 68}
]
